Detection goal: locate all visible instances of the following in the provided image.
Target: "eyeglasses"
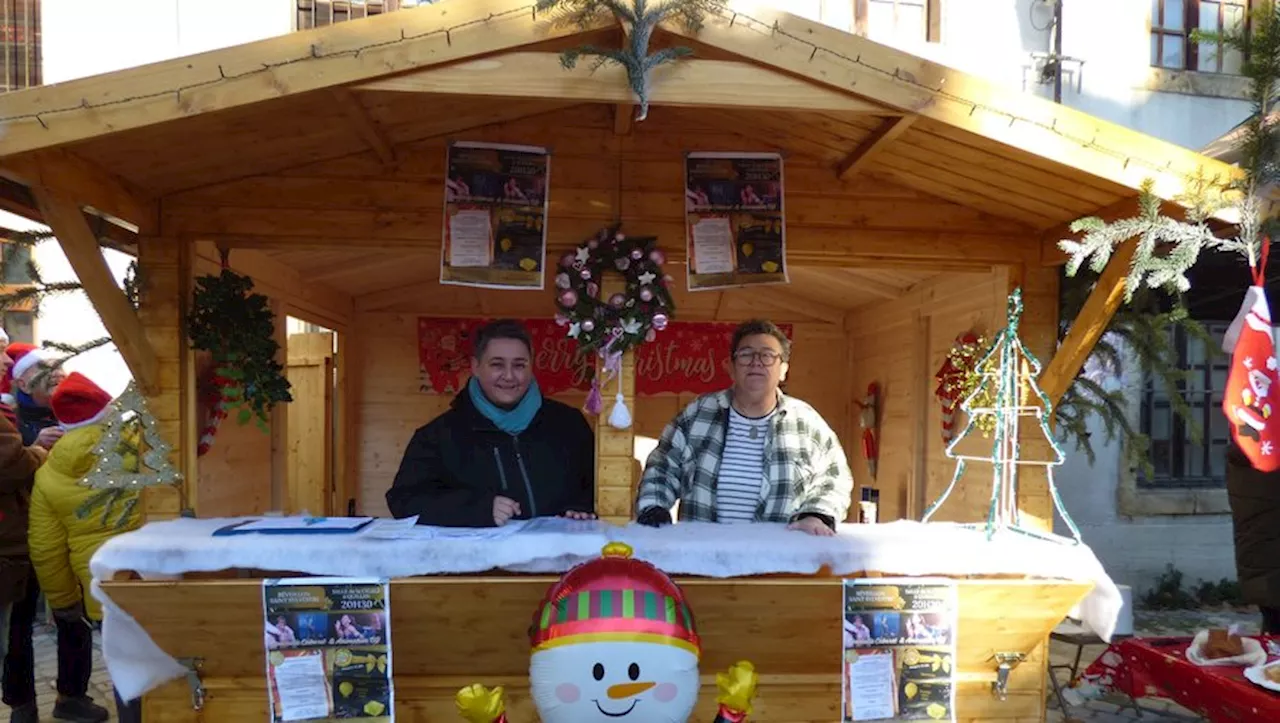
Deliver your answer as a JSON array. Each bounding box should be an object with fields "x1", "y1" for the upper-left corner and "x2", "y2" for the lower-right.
[{"x1": 733, "y1": 349, "x2": 786, "y2": 367}]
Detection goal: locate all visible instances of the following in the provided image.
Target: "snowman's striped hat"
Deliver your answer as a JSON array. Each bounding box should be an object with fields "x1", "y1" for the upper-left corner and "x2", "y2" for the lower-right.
[{"x1": 529, "y1": 542, "x2": 700, "y2": 657}]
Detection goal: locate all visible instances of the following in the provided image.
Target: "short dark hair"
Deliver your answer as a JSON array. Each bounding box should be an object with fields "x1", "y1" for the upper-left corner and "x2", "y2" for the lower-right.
[
  {"x1": 472, "y1": 319, "x2": 532, "y2": 359},
  {"x1": 730, "y1": 319, "x2": 791, "y2": 360}
]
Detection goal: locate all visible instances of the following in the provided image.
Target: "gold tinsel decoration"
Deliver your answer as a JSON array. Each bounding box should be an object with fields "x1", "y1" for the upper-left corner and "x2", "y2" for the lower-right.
[{"x1": 82, "y1": 381, "x2": 184, "y2": 491}]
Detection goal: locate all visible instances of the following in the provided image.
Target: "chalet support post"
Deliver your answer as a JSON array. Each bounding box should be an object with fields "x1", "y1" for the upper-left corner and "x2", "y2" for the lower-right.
[
  {"x1": 594, "y1": 275, "x2": 637, "y2": 525},
  {"x1": 33, "y1": 188, "x2": 162, "y2": 396},
  {"x1": 1040, "y1": 239, "x2": 1137, "y2": 405},
  {"x1": 136, "y1": 235, "x2": 195, "y2": 520},
  {"x1": 269, "y1": 298, "x2": 290, "y2": 513},
  {"x1": 2, "y1": 149, "x2": 157, "y2": 233}
]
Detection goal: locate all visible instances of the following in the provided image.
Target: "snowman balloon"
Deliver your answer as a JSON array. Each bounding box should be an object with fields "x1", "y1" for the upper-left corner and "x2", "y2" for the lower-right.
[{"x1": 457, "y1": 542, "x2": 758, "y2": 723}]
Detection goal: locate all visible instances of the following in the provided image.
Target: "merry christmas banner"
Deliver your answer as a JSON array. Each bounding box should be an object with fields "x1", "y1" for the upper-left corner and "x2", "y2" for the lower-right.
[
  {"x1": 440, "y1": 141, "x2": 550, "y2": 289},
  {"x1": 417, "y1": 317, "x2": 793, "y2": 396}
]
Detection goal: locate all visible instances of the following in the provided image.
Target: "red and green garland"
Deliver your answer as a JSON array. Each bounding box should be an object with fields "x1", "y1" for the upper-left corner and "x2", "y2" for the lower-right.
[{"x1": 553, "y1": 225, "x2": 676, "y2": 356}]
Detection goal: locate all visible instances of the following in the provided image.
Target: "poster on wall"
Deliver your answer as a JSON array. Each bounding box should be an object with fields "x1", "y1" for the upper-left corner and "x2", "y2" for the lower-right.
[
  {"x1": 416, "y1": 317, "x2": 792, "y2": 396},
  {"x1": 842, "y1": 578, "x2": 957, "y2": 722},
  {"x1": 684, "y1": 151, "x2": 788, "y2": 291},
  {"x1": 441, "y1": 141, "x2": 550, "y2": 289},
  {"x1": 263, "y1": 577, "x2": 394, "y2": 722}
]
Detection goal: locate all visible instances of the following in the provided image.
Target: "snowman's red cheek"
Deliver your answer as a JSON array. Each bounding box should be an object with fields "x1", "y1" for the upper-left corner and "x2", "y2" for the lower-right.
[
  {"x1": 653, "y1": 683, "x2": 678, "y2": 702},
  {"x1": 556, "y1": 683, "x2": 581, "y2": 703}
]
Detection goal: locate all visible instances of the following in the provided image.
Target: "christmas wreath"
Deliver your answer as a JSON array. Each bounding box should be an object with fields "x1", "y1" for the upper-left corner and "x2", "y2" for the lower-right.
[
  {"x1": 553, "y1": 225, "x2": 675, "y2": 427},
  {"x1": 552, "y1": 225, "x2": 675, "y2": 356},
  {"x1": 186, "y1": 268, "x2": 293, "y2": 454}
]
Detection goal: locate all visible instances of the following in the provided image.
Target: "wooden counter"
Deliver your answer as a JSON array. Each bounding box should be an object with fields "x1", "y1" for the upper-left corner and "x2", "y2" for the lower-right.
[{"x1": 103, "y1": 573, "x2": 1091, "y2": 722}]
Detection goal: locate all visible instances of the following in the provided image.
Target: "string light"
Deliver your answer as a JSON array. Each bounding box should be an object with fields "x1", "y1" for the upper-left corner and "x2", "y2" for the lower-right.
[
  {"x1": 0, "y1": 2, "x2": 1235, "y2": 195},
  {"x1": 922, "y1": 288, "x2": 1083, "y2": 546},
  {"x1": 82, "y1": 381, "x2": 184, "y2": 492}
]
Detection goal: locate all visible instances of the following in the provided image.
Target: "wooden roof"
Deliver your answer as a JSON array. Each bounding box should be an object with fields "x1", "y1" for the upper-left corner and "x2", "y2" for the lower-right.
[{"x1": 0, "y1": 0, "x2": 1243, "y2": 272}]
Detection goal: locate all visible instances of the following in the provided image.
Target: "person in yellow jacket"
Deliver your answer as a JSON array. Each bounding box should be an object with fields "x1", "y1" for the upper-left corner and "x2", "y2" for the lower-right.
[{"x1": 27, "y1": 372, "x2": 140, "y2": 723}]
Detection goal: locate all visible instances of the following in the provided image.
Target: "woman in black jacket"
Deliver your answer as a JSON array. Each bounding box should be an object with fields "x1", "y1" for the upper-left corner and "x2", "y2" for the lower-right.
[{"x1": 386, "y1": 319, "x2": 596, "y2": 527}]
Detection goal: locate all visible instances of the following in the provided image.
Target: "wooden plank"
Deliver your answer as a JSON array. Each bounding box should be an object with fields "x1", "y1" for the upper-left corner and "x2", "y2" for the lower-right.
[
  {"x1": 104, "y1": 576, "x2": 1089, "y2": 722},
  {"x1": 0, "y1": 0, "x2": 609, "y2": 157},
  {"x1": 613, "y1": 104, "x2": 635, "y2": 136},
  {"x1": 1040, "y1": 240, "x2": 1137, "y2": 404},
  {"x1": 330, "y1": 88, "x2": 396, "y2": 167},
  {"x1": 1, "y1": 148, "x2": 157, "y2": 232},
  {"x1": 286, "y1": 334, "x2": 334, "y2": 516},
  {"x1": 358, "y1": 53, "x2": 889, "y2": 114},
  {"x1": 34, "y1": 188, "x2": 161, "y2": 395},
  {"x1": 748, "y1": 285, "x2": 846, "y2": 324},
  {"x1": 836, "y1": 115, "x2": 916, "y2": 179},
  {"x1": 667, "y1": 2, "x2": 1243, "y2": 206}
]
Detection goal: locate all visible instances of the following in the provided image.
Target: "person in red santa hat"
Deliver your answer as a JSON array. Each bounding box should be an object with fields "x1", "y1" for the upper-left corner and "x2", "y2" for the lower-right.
[
  {"x1": 1, "y1": 343, "x2": 75, "y2": 723},
  {"x1": 26, "y1": 372, "x2": 139, "y2": 723}
]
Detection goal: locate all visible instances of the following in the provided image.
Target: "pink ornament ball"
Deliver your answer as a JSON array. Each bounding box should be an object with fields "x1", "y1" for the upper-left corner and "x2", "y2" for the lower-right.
[
  {"x1": 587, "y1": 282, "x2": 600, "y2": 297},
  {"x1": 645, "y1": 328, "x2": 656, "y2": 342},
  {"x1": 581, "y1": 319, "x2": 595, "y2": 333},
  {"x1": 616, "y1": 232, "x2": 626, "y2": 242},
  {"x1": 615, "y1": 258, "x2": 631, "y2": 272},
  {"x1": 609, "y1": 293, "x2": 626, "y2": 308},
  {"x1": 555, "y1": 313, "x2": 569, "y2": 326},
  {"x1": 649, "y1": 249, "x2": 666, "y2": 265},
  {"x1": 588, "y1": 239, "x2": 599, "y2": 250},
  {"x1": 580, "y1": 268, "x2": 593, "y2": 280},
  {"x1": 639, "y1": 287, "x2": 654, "y2": 302},
  {"x1": 560, "y1": 252, "x2": 575, "y2": 268},
  {"x1": 652, "y1": 313, "x2": 668, "y2": 331},
  {"x1": 559, "y1": 290, "x2": 578, "y2": 307},
  {"x1": 630, "y1": 248, "x2": 644, "y2": 260},
  {"x1": 555, "y1": 273, "x2": 571, "y2": 290}
]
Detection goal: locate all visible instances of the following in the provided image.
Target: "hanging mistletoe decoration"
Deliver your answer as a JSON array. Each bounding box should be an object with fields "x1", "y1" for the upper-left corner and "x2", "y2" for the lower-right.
[
  {"x1": 186, "y1": 267, "x2": 292, "y2": 454},
  {"x1": 554, "y1": 225, "x2": 675, "y2": 426},
  {"x1": 536, "y1": 0, "x2": 726, "y2": 121}
]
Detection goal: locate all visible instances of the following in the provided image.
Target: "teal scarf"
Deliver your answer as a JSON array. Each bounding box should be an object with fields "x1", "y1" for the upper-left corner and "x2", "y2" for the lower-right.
[{"x1": 467, "y1": 376, "x2": 542, "y2": 435}]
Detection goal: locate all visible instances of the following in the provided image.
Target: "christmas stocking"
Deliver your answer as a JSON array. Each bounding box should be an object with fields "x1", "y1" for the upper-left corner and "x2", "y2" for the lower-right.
[{"x1": 1223, "y1": 285, "x2": 1280, "y2": 471}]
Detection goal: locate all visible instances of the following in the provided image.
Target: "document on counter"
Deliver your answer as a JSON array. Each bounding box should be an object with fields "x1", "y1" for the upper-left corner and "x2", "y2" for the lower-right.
[
  {"x1": 361, "y1": 517, "x2": 523, "y2": 541},
  {"x1": 217, "y1": 517, "x2": 374, "y2": 536},
  {"x1": 518, "y1": 517, "x2": 614, "y2": 535}
]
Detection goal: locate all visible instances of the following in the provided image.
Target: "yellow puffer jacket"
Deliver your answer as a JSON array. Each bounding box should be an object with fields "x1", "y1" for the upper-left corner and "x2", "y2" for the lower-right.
[{"x1": 27, "y1": 423, "x2": 141, "y2": 621}]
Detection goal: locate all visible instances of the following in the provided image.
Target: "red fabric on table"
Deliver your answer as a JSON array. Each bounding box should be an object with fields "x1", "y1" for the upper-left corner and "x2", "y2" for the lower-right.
[{"x1": 1078, "y1": 635, "x2": 1280, "y2": 722}]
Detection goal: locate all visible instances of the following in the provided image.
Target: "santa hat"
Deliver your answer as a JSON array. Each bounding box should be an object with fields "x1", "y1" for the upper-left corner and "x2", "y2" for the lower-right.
[
  {"x1": 51, "y1": 372, "x2": 114, "y2": 430},
  {"x1": 529, "y1": 542, "x2": 700, "y2": 657},
  {"x1": 7, "y1": 342, "x2": 48, "y2": 383}
]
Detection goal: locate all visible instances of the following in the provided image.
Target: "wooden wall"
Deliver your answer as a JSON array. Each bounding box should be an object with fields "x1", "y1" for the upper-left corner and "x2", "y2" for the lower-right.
[
  {"x1": 355, "y1": 309, "x2": 850, "y2": 518},
  {"x1": 846, "y1": 268, "x2": 1059, "y2": 526}
]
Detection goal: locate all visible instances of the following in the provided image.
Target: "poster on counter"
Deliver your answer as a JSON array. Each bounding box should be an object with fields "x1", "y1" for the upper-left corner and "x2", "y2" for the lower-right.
[
  {"x1": 842, "y1": 579, "x2": 956, "y2": 722},
  {"x1": 263, "y1": 577, "x2": 394, "y2": 722},
  {"x1": 441, "y1": 141, "x2": 549, "y2": 289},
  {"x1": 416, "y1": 317, "x2": 792, "y2": 396},
  {"x1": 684, "y1": 151, "x2": 788, "y2": 290}
]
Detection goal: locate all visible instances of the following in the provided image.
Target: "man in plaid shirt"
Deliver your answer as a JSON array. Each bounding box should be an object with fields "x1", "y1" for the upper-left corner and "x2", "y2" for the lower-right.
[{"x1": 635, "y1": 319, "x2": 854, "y2": 535}]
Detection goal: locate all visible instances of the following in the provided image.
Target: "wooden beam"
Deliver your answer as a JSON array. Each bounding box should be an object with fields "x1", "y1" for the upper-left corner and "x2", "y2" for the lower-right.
[
  {"x1": 665, "y1": 2, "x2": 1243, "y2": 204},
  {"x1": 1, "y1": 149, "x2": 156, "y2": 231},
  {"x1": 193, "y1": 243, "x2": 354, "y2": 333},
  {"x1": 357, "y1": 53, "x2": 889, "y2": 114},
  {"x1": 833, "y1": 268, "x2": 910, "y2": 299},
  {"x1": 613, "y1": 104, "x2": 635, "y2": 136},
  {"x1": 836, "y1": 115, "x2": 916, "y2": 179},
  {"x1": 330, "y1": 88, "x2": 396, "y2": 167},
  {"x1": 0, "y1": 0, "x2": 609, "y2": 157},
  {"x1": 33, "y1": 188, "x2": 160, "y2": 394},
  {"x1": 1039, "y1": 239, "x2": 1137, "y2": 404}
]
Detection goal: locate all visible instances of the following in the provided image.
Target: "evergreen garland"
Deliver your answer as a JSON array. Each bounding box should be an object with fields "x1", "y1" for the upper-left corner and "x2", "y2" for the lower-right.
[
  {"x1": 186, "y1": 270, "x2": 292, "y2": 432},
  {"x1": 535, "y1": 0, "x2": 725, "y2": 121}
]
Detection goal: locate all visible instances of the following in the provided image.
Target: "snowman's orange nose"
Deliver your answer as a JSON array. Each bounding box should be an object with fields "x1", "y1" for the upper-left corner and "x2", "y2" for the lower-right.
[{"x1": 607, "y1": 681, "x2": 655, "y2": 699}]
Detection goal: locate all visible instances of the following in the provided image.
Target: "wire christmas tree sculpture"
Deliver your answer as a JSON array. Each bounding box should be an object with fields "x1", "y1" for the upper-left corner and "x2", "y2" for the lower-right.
[{"x1": 921, "y1": 289, "x2": 1084, "y2": 545}]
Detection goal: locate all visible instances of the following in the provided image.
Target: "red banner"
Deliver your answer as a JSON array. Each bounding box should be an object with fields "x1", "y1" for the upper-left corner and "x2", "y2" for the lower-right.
[{"x1": 417, "y1": 317, "x2": 792, "y2": 396}]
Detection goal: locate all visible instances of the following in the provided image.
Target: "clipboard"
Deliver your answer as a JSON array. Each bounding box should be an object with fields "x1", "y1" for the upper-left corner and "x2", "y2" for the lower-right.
[{"x1": 213, "y1": 517, "x2": 375, "y2": 537}]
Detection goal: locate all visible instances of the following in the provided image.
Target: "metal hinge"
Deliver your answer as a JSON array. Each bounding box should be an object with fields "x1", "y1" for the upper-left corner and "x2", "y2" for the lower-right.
[
  {"x1": 991, "y1": 651, "x2": 1027, "y2": 701},
  {"x1": 177, "y1": 657, "x2": 205, "y2": 711}
]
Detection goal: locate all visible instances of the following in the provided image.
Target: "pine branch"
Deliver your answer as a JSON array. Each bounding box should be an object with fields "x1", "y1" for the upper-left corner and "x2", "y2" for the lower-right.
[{"x1": 41, "y1": 337, "x2": 114, "y2": 358}]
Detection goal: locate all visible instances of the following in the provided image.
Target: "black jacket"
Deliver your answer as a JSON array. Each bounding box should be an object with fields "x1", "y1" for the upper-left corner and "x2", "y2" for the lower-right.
[
  {"x1": 1226, "y1": 442, "x2": 1280, "y2": 607},
  {"x1": 386, "y1": 390, "x2": 595, "y2": 527},
  {"x1": 16, "y1": 402, "x2": 56, "y2": 447}
]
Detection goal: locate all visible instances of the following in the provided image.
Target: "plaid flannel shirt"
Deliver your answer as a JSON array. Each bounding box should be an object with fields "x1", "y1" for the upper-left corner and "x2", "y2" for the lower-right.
[{"x1": 635, "y1": 389, "x2": 854, "y2": 523}]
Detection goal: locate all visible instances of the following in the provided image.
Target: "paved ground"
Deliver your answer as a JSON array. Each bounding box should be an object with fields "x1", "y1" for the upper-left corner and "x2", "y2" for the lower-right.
[{"x1": 15, "y1": 607, "x2": 1265, "y2": 722}]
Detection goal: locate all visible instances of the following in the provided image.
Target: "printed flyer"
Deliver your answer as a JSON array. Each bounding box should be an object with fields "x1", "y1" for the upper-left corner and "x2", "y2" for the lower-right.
[
  {"x1": 263, "y1": 577, "x2": 394, "y2": 722},
  {"x1": 441, "y1": 141, "x2": 550, "y2": 289},
  {"x1": 684, "y1": 151, "x2": 788, "y2": 290},
  {"x1": 842, "y1": 579, "x2": 957, "y2": 722}
]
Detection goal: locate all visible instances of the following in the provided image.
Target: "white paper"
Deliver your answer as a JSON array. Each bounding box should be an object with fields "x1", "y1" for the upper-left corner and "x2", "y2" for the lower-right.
[
  {"x1": 518, "y1": 517, "x2": 613, "y2": 535},
  {"x1": 235, "y1": 517, "x2": 372, "y2": 533},
  {"x1": 361, "y1": 517, "x2": 420, "y2": 540},
  {"x1": 448, "y1": 209, "x2": 493, "y2": 268},
  {"x1": 846, "y1": 649, "x2": 896, "y2": 720},
  {"x1": 273, "y1": 652, "x2": 331, "y2": 721},
  {"x1": 690, "y1": 216, "x2": 735, "y2": 274}
]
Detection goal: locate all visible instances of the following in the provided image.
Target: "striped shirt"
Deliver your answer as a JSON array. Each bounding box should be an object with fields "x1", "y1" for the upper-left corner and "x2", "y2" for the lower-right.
[{"x1": 715, "y1": 406, "x2": 774, "y2": 522}]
